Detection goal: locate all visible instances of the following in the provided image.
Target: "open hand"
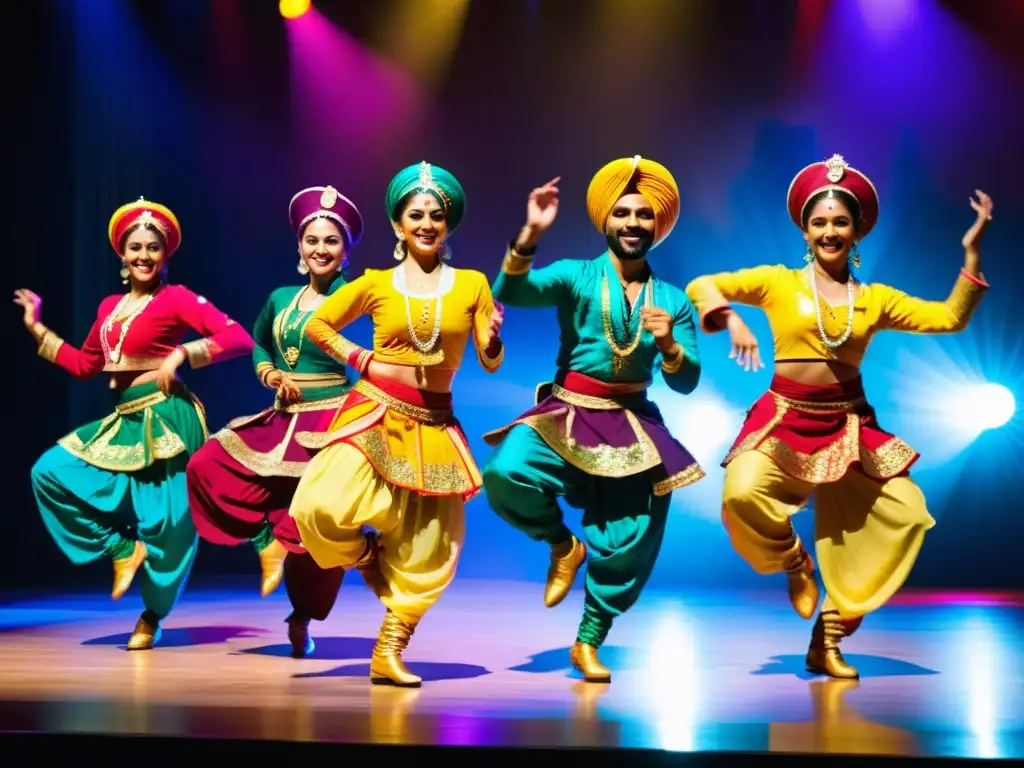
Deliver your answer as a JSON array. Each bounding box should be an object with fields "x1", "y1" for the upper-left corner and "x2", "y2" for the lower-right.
[
  {"x1": 726, "y1": 313, "x2": 764, "y2": 372},
  {"x1": 13, "y1": 289, "x2": 42, "y2": 331},
  {"x1": 524, "y1": 177, "x2": 561, "y2": 236},
  {"x1": 962, "y1": 189, "x2": 993, "y2": 252}
]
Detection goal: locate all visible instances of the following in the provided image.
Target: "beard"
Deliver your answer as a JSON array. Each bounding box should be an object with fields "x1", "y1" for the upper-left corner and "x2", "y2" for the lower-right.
[{"x1": 606, "y1": 229, "x2": 653, "y2": 261}]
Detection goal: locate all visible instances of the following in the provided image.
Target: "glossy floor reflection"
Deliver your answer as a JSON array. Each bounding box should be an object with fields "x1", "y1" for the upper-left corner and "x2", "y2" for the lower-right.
[{"x1": 0, "y1": 579, "x2": 1021, "y2": 759}]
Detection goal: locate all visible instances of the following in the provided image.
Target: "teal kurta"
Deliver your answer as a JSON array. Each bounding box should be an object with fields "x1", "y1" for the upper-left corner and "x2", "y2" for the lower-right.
[
  {"x1": 491, "y1": 252, "x2": 701, "y2": 392},
  {"x1": 483, "y1": 251, "x2": 703, "y2": 649}
]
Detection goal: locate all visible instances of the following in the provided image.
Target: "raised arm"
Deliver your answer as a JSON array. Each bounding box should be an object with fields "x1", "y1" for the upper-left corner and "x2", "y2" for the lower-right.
[
  {"x1": 15, "y1": 288, "x2": 111, "y2": 381},
  {"x1": 304, "y1": 274, "x2": 374, "y2": 375},
  {"x1": 250, "y1": 293, "x2": 279, "y2": 388},
  {"x1": 658, "y1": 297, "x2": 702, "y2": 395},
  {"x1": 36, "y1": 314, "x2": 108, "y2": 381},
  {"x1": 492, "y1": 246, "x2": 579, "y2": 308},
  {"x1": 172, "y1": 286, "x2": 255, "y2": 369},
  {"x1": 492, "y1": 175, "x2": 577, "y2": 308},
  {"x1": 878, "y1": 271, "x2": 988, "y2": 334},
  {"x1": 471, "y1": 272, "x2": 504, "y2": 373},
  {"x1": 684, "y1": 264, "x2": 784, "y2": 332},
  {"x1": 880, "y1": 190, "x2": 993, "y2": 334}
]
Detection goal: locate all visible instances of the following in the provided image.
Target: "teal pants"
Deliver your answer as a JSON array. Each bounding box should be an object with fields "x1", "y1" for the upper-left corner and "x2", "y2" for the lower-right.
[
  {"x1": 31, "y1": 446, "x2": 198, "y2": 620},
  {"x1": 482, "y1": 424, "x2": 669, "y2": 648}
]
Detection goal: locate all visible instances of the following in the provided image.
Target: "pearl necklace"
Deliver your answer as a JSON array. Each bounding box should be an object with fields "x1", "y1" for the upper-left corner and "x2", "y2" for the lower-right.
[
  {"x1": 808, "y1": 265, "x2": 854, "y2": 351},
  {"x1": 398, "y1": 264, "x2": 445, "y2": 364}
]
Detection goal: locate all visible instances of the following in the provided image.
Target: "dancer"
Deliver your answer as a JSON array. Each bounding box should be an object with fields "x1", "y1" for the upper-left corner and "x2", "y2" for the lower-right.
[
  {"x1": 186, "y1": 186, "x2": 363, "y2": 657},
  {"x1": 481, "y1": 156, "x2": 706, "y2": 683},
  {"x1": 685, "y1": 153, "x2": 992, "y2": 678},
  {"x1": 17, "y1": 197, "x2": 254, "y2": 649},
  {"x1": 288, "y1": 161, "x2": 505, "y2": 686}
]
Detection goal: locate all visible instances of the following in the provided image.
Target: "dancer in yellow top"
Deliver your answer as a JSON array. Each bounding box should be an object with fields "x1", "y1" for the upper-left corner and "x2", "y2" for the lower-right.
[
  {"x1": 686, "y1": 154, "x2": 992, "y2": 678},
  {"x1": 289, "y1": 161, "x2": 504, "y2": 686}
]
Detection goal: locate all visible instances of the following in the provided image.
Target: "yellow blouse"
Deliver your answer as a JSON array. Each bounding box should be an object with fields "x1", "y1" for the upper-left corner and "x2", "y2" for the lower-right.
[
  {"x1": 685, "y1": 264, "x2": 988, "y2": 368},
  {"x1": 305, "y1": 264, "x2": 504, "y2": 374}
]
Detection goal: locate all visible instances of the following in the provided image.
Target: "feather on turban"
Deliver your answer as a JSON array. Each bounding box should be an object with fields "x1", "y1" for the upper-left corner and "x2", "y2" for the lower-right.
[{"x1": 586, "y1": 155, "x2": 680, "y2": 249}]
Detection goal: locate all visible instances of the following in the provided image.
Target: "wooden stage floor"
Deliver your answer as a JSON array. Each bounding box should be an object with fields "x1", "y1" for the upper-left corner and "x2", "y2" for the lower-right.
[{"x1": 1, "y1": 578, "x2": 1022, "y2": 763}]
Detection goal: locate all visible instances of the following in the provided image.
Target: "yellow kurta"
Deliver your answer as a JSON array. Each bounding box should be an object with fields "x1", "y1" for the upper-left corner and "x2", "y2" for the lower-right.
[
  {"x1": 685, "y1": 265, "x2": 988, "y2": 617},
  {"x1": 288, "y1": 264, "x2": 503, "y2": 624}
]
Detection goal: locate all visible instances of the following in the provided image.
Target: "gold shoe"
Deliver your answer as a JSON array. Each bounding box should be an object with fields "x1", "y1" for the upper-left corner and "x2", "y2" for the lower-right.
[
  {"x1": 806, "y1": 610, "x2": 859, "y2": 679},
  {"x1": 259, "y1": 538, "x2": 288, "y2": 597},
  {"x1": 369, "y1": 610, "x2": 421, "y2": 687},
  {"x1": 786, "y1": 550, "x2": 820, "y2": 620},
  {"x1": 570, "y1": 642, "x2": 611, "y2": 683},
  {"x1": 544, "y1": 536, "x2": 586, "y2": 608},
  {"x1": 126, "y1": 615, "x2": 160, "y2": 651},
  {"x1": 112, "y1": 541, "x2": 148, "y2": 600}
]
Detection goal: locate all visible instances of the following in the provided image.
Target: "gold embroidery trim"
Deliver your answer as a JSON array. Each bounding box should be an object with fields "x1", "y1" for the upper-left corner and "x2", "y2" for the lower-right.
[
  {"x1": 350, "y1": 424, "x2": 478, "y2": 495},
  {"x1": 319, "y1": 333, "x2": 363, "y2": 365},
  {"x1": 550, "y1": 383, "x2": 647, "y2": 411},
  {"x1": 518, "y1": 407, "x2": 664, "y2": 478},
  {"x1": 183, "y1": 339, "x2": 212, "y2": 369},
  {"x1": 652, "y1": 462, "x2": 706, "y2": 496},
  {"x1": 478, "y1": 340, "x2": 504, "y2": 371},
  {"x1": 354, "y1": 379, "x2": 452, "y2": 425},
  {"x1": 724, "y1": 391, "x2": 918, "y2": 483},
  {"x1": 37, "y1": 331, "x2": 64, "y2": 363},
  {"x1": 501, "y1": 248, "x2": 533, "y2": 276},
  {"x1": 56, "y1": 395, "x2": 207, "y2": 472},
  {"x1": 103, "y1": 354, "x2": 166, "y2": 372},
  {"x1": 116, "y1": 390, "x2": 168, "y2": 415}
]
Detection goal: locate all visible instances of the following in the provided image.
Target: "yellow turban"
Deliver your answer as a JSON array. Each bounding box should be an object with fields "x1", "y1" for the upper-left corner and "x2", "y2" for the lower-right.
[{"x1": 586, "y1": 155, "x2": 681, "y2": 249}]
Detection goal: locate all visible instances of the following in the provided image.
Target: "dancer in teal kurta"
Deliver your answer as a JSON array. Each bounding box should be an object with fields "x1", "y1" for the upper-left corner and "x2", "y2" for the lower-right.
[{"x1": 482, "y1": 156, "x2": 705, "y2": 682}]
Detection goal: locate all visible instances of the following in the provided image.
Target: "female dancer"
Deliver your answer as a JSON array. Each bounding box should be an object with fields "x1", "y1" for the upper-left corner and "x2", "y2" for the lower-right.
[
  {"x1": 186, "y1": 186, "x2": 364, "y2": 657},
  {"x1": 288, "y1": 161, "x2": 505, "y2": 686},
  {"x1": 16, "y1": 198, "x2": 254, "y2": 649},
  {"x1": 686, "y1": 154, "x2": 992, "y2": 678}
]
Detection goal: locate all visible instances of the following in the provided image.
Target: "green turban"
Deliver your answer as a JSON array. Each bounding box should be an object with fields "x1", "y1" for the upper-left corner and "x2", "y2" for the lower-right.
[{"x1": 385, "y1": 161, "x2": 466, "y2": 234}]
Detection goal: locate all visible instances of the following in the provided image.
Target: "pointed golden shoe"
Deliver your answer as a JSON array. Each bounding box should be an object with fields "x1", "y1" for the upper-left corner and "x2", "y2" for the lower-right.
[
  {"x1": 570, "y1": 641, "x2": 611, "y2": 683},
  {"x1": 369, "y1": 610, "x2": 421, "y2": 687},
  {"x1": 112, "y1": 541, "x2": 148, "y2": 600},
  {"x1": 806, "y1": 610, "x2": 860, "y2": 679},
  {"x1": 544, "y1": 536, "x2": 586, "y2": 608},
  {"x1": 258, "y1": 538, "x2": 288, "y2": 597},
  {"x1": 126, "y1": 615, "x2": 161, "y2": 651},
  {"x1": 786, "y1": 551, "x2": 820, "y2": 620}
]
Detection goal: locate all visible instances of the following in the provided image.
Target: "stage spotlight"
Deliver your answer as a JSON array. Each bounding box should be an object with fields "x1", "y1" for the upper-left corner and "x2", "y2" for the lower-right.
[
  {"x1": 970, "y1": 383, "x2": 1016, "y2": 430},
  {"x1": 279, "y1": 0, "x2": 311, "y2": 19}
]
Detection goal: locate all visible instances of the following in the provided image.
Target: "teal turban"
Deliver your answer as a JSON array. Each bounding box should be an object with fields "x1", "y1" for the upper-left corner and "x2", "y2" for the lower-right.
[{"x1": 386, "y1": 161, "x2": 466, "y2": 234}]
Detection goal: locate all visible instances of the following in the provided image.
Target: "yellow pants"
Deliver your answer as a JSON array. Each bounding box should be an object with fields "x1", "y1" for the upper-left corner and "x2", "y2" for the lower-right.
[
  {"x1": 288, "y1": 442, "x2": 465, "y2": 624},
  {"x1": 722, "y1": 450, "x2": 935, "y2": 618}
]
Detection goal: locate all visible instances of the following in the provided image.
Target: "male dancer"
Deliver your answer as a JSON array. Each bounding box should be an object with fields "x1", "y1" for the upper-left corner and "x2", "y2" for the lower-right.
[{"x1": 482, "y1": 156, "x2": 705, "y2": 683}]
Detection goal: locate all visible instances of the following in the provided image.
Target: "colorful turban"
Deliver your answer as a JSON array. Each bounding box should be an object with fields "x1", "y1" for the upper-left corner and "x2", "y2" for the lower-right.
[
  {"x1": 787, "y1": 154, "x2": 879, "y2": 238},
  {"x1": 586, "y1": 155, "x2": 681, "y2": 249},
  {"x1": 108, "y1": 197, "x2": 182, "y2": 257},
  {"x1": 385, "y1": 161, "x2": 466, "y2": 234},
  {"x1": 288, "y1": 185, "x2": 364, "y2": 246}
]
